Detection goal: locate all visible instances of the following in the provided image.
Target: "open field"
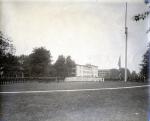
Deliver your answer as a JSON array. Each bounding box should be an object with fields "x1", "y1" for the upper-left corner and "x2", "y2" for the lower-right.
[{"x1": 0, "y1": 81, "x2": 149, "y2": 121}]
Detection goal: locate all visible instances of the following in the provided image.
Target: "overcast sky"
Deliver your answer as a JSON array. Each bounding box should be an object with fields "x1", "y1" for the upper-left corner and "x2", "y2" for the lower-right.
[{"x1": 0, "y1": 0, "x2": 149, "y2": 72}]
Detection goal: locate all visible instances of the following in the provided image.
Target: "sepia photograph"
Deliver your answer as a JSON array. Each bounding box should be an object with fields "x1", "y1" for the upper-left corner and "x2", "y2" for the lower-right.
[{"x1": 0, "y1": 0, "x2": 149, "y2": 120}]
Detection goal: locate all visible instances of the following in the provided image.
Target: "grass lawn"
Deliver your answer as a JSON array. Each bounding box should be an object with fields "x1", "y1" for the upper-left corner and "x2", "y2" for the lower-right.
[{"x1": 0, "y1": 81, "x2": 149, "y2": 121}]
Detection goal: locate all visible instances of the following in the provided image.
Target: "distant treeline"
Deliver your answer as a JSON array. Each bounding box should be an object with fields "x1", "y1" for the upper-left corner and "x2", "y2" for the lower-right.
[
  {"x1": 18, "y1": 48, "x2": 76, "y2": 77},
  {"x1": 0, "y1": 31, "x2": 149, "y2": 81},
  {"x1": 100, "y1": 68, "x2": 143, "y2": 81},
  {"x1": 0, "y1": 31, "x2": 76, "y2": 77}
]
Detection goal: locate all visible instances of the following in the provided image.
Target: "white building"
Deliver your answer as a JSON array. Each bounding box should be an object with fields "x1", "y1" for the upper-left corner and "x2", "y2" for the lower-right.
[
  {"x1": 98, "y1": 69, "x2": 110, "y2": 78},
  {"x1": 75, "y1": 64, "x2": 98, "y2": 77},
  {"x1": 65, "y1": 64, "x2": 104, "y2": 82}
]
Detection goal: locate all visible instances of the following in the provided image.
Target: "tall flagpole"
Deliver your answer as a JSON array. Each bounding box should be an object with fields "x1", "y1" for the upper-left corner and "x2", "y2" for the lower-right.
[{"x1": 125, "y1": 2, "x2": 128, "y2": 82}]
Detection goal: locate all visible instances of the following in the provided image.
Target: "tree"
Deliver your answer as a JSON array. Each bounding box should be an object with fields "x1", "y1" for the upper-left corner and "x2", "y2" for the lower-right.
[
  {"x1": 139, "y1": 45, "x2": 149, "y2": 80},
  {"x1": 119, "y1": 68, "x2": 131, "y2": 80},
  {"x1": 0, "y1": 31, "x2": 15, "y2": 56},
  {"x1": 18, "y1": 55, "x2": 30, "y2": 77},
  {"x1": 66, "y1": 56, "x2": 76, "y2": 77},
  {"x1": 109, "y1": 69, "x2": 119, "y2": 80},
  {"x1": 54, "y1": 55, "x2": 66, "y2": 77},
  {"x1": 54, "y1": 55, "x2": 76, "y2": 77},
  {"x1": 109, "y1": 68, "x2": 131, "y2": 80},
  {"x1": 130, "y1": 71, "x2": 138, "y2": 81},
  {"x1": 48, "y1": 65, "x2": 57, "y2": 77},
  {"x1": 133, "y1": 1, "x2": 150, "y2": 33},
  {"x1": 29, "y1": 47, "x2": 52, "y2": 76},
  {"x1": 0, "y1": 31, "x2": 14, "y2": 68},
  {"x1": 2, "y1": 54, "x2": 21, "y2": 76},
  {"x1": 0, "y1": 31, "x2": 17, "y2": 76},
  {"x1": 133, "y1": 1, "x2": 150, "y2": 81}
]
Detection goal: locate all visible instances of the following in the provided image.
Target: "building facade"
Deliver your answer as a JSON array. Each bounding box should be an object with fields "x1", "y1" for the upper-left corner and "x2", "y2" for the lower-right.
[
  {"x1": 75, "y1": 64, "x2": 98, "y2": 77},
  {"x1": 98, "y1": 69, "x2": 111, "y2": 79}
]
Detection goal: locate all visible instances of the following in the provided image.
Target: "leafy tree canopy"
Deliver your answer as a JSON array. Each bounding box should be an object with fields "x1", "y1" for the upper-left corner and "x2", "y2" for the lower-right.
[
  {"x1": 66, "y1": 56, "x2": 76, "y2": 77},
  {"x1": 133, "y1": 1, "x2": 150, "y2": 33},
  {"x1": 0, "y1": 31, "x2": 17, "y2": 76},
  {"x1": 139, "y1": 44, "x2": 150, "y2": 80},
  {"x1": 54, "y1": 55, "x2": 76, "y2": 77},
  {"x1": 54, "y1": 55, "x2": 66, "y2": 77},
  {"x1": 29, "y1": 47, "x2": 52, "y2": 76}
]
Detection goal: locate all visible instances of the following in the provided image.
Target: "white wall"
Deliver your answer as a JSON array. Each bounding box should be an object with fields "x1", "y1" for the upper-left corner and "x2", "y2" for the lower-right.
[{"x1": 75, "y1": 64, "x2": 98, "y2": 77}]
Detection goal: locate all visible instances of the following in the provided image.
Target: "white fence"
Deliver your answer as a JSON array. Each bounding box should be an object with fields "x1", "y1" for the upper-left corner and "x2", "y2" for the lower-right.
[{"x1": 65, "y1": 77, "x2": 104, "y2": 82}]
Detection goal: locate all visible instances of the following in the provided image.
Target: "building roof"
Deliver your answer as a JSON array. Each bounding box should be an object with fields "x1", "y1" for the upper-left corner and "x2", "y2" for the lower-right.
[
  {"x1": 76, "y1": 64, "x2": 98, "y2": 68},
  {"x1": 98, "y1": 69, "x2": 111, "y2": 71}
]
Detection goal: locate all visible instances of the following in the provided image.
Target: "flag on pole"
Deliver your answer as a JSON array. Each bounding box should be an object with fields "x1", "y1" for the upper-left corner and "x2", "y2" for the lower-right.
[{"x1": 118, "y1": 56, "x2": 121, "y2": 69}]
